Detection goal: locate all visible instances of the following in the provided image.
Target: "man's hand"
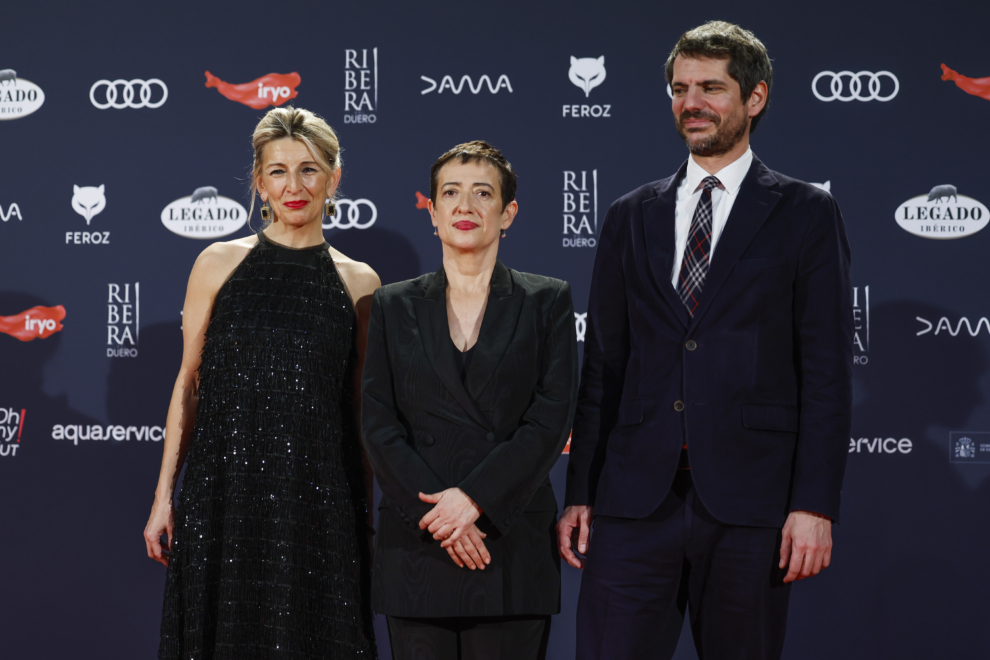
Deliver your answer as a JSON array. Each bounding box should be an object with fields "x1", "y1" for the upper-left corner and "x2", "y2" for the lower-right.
[
  {"x1": 442, "y1": 523, "x2": 491, "y2": 570},
  {"x1": 779, "y1": 510, "x2": 832, "y2": 583},
  {"x1": 418, "y1": 488, "x2": 483, "y2": 547},
  {"x1": 557, "y1": 505, "x2": 594, "y2": 569}
]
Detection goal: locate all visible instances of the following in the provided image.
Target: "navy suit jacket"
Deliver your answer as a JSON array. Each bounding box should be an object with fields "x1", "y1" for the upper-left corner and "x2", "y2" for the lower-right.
[{"x1": 566, "y1": 156, "x2": 853, "y2": 528}]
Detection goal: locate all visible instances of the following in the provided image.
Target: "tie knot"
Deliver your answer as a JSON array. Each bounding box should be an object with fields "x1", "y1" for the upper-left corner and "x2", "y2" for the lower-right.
[{"x1": 701, "y1": 176, "x2": 721, "y2": 192}]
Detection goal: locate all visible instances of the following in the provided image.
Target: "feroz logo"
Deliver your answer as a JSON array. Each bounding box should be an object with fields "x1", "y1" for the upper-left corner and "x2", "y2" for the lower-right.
[
  {"x1": 0, "y1": 305, "x2": 66, "y2": 341},
  {"x1": 916, "y1": 316, "x2": 990, "y2": 337},
  {"x1": 205, "y1": 71, "x2": 300, "y2": 109},
  {"x1": 67, "y1": 184, "x2": 110, "y2": 245},
  {"x1": 161, "y1": 186, "x2": 248, "y2": 239},
  {"x1": 941, "y1": 64, "x2": 990, "y2": 102},
  {"x1": 0, "y1": 407, "x2": 25, "y2": 457},
  {"x1": 563, "y1": 170, "x2": 598, "y2": 248},
  {"x1": 322, "y1": 198, "x2": 377, "y2": 230},
  {"x1": 950, "y1": 432, "x2": 990, "y2": 463},
  {"x1": 1, "y1": 200, "x2": 22, "y2": 222},
  {"x1": 345, "y1": 48, "x2": 377, "y2": 124},
  {"x1": 812, "y1": 71, "x2": 899, "y2": 102},
  {"x1": 853, "y1": 286, "x2": 869, "y2": 365},
  {"x1": 108, "y1": 283, "x2": 139, "y2": 358},
  {"x1": 574, "y1": 313, "x2": 587, "y2": 342},
  {"x1": 420, "y1": 75, "x2": 512, "y2": 95},
  {"x1": 569, "y1": 56, "x2": 606, "y2": 97},
  {"x1": 90, "y1": 79, "x2": 167, "y2": 109},
  {"x1": 895, "y1": 185, "x2": 988, "y2": 239},
  {"x1": 564, "y1": 56, "x2": 611, "y2": 118},
  {"x1": 0, "y1": 69, "x2": 45, "y2": 120},
  {"x1": 848, "y1": 437, "x2": 913, "y2": 454}
]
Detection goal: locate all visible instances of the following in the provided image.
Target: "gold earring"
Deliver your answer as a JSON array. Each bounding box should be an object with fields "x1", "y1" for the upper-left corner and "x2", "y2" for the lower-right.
[
  {"x1": 325, "y1": 199, "x2": 336, "y2": 217},
  {"x1": 260, "y1": 203, "x2": 271, "y2": 223}
]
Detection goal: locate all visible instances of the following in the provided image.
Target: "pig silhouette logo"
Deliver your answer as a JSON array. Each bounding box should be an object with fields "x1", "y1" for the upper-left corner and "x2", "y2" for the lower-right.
[
  {"x1": 0, "y1": 69, "x2": 16, "y2": 87},
  {"x1": 72, "y1": 185, "x2": 106, "y2": 225},
  {"x1": 191, "y1": 186, "x2": 218, "y2": 204},
  {"x1": 941, "y1": 64, "x2": 990, "y2": 101},
  {"x1": 205, "y1": 71, "x2": 301, "y2": 109},
  {"x1": 569, "y1": 56, "x2": 606, "y2": 97},
  {"x1": 927, "y1": 184, "x2": 958, "y2": 203}
]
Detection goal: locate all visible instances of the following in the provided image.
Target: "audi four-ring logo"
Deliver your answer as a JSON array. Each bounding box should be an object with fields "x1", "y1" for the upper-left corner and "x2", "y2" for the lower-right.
[
  {"x1": 323, "y1": 199, "x2": 377, "y2": 230},
  {"x1": 90, "y1": 79, "x2": 168, "y2": 109},
  {"x1": 812, "y1": 71, "x2": 899, "y2": 102}
]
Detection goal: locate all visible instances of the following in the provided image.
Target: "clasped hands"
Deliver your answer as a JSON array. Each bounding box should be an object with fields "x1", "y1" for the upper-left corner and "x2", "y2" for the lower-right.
[{"x1": 418, "y1": 488, "x2": 491, "y2": 571}]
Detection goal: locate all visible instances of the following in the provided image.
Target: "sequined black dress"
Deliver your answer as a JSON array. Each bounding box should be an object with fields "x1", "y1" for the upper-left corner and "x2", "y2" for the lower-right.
[{"x1": 159, "y1": 232, "x2": 376, "y2": 659}]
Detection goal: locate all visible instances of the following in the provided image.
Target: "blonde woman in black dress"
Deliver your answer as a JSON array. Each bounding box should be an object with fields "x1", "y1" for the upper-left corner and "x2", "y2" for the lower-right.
[{"x1": 143, "y1": 107, "x2": 380, "y2": 658}]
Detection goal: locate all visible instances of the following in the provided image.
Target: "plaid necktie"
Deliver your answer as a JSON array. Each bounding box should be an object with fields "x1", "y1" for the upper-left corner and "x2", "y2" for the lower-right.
[{"x1": 677, "y1": 176, "x2": 722, "y2": 316}]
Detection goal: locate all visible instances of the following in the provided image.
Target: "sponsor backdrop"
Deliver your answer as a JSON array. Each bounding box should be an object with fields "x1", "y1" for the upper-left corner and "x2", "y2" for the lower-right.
[{"x1": 3, "y1": 0, "x2": 990, "y2": 657}]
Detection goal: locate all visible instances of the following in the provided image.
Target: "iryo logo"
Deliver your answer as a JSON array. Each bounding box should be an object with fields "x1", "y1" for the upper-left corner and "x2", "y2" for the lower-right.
[
  {"x1": 562, "y1": 170, "x2": 598, "y2": 248},
  {"x1": 345, "y1": 48, "x2": 377, "y2": 124},
  {"x1": 0, "y1": 305, "x2": 66, "y2": 341},
  {"x1": 108, "y1": 282, "x2": 139, "y2": 358},
  {"x1": 205, "y1": 71, "x2": 300, "y2": 109},
  {"x1": 0, "y1": 407, "x2": 25, "y2": 457}
]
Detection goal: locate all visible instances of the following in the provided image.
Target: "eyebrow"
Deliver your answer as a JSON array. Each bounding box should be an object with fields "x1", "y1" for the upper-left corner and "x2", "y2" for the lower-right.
[
  {"x1": 266, "y1": 160, "x2": 319, "y2": 168},
  {"x1": 442, "y1": 181, "x2": 495, "y2": 189},
  {"x1": 673, "y1": 79, "x2": 728, "y2": 86}
]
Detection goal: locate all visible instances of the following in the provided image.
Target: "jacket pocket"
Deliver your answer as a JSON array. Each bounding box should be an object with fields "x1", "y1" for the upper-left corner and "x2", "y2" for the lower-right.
[
  {"x1": 741, "y1": 403, "x2": 799, "y2": 433},
  {"x1": 734, "y1": 255, "x2": 787, "y2": 271},
  {"x1": 617, "y1": 399, "x2": 645, "y2": 426}
]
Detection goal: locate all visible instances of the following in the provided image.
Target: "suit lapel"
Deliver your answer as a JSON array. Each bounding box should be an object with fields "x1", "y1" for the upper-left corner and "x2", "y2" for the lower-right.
[
  {"x1": 688, "y1": 157, "x2": 783, "y2": 330},
  {"x1": 464, "y1": 260, "x2": 525, "y2": 401},
  {"x1": 642, "y1": 161, "x2": 691, "y2": 329},
  {"x1": 412, "y1": 267, "x2": 491, "y2": 429}
]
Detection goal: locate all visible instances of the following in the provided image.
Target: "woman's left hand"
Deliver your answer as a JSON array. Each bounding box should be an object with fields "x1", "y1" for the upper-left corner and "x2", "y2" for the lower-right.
[{"x1": 418, "y1": 488, "x2": 483, "y2": 545}]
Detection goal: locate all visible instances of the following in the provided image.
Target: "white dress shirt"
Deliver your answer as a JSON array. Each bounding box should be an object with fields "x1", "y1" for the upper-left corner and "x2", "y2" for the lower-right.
[{"x1": 670, "y1": 148, "x2": 754, "y2": 288}]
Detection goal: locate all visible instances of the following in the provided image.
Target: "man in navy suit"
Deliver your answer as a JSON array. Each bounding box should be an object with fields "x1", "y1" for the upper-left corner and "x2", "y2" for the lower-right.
[{"x1": 557, "y1": 21, "x2": 853, "y2": 659}]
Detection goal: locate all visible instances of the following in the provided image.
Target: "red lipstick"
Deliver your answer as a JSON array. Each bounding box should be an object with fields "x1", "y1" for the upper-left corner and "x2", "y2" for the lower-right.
[
  {"x1": 453, "y1": 221, "x2": 477, "y2": 231},
  {"x1": 283, "y1": 200, "x2": 308, "y2": 209}
]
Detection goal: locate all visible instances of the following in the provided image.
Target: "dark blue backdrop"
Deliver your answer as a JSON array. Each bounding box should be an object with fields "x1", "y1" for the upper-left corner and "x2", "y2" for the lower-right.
[{"x1": 3, "y1": 1, "x2": 990, "y2": 658}]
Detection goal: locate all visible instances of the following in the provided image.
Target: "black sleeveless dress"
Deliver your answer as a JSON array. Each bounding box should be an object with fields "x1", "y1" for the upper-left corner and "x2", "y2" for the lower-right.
[{"x1": 159, "y1": 232, "x2": 377, "y2": 659}]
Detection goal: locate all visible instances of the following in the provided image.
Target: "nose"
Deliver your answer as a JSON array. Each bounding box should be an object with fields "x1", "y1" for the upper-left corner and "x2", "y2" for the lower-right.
[
  {"x1": 682, "y1": 86, "x2": 706, "y2": 112},
  {"x1": 285, "y1": 169, "x2": 303, "y2": 193}
]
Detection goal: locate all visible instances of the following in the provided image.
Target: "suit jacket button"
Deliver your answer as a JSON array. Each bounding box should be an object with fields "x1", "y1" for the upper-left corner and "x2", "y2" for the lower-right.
[
  {"x1": 423, "y1": 434, "x2": 435, "y2": 446},
  {"x1": 673, "y1": 400, "x2": 685, "y2": 412},
  {"x1": 486, "y1": 432, "x2": 495, "y2": 442},
  {"x1": 685, "y1": 340, "x2": 697, "y2": 351}
]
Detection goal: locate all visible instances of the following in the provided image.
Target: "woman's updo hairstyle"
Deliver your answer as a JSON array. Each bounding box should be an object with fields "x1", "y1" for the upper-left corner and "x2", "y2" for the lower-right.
[{"x1": 249, "y1": 106, "x2": 342, "y2": 228}]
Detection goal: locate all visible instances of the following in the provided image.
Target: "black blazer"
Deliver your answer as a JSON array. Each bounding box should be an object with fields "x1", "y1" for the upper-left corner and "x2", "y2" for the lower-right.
[
  {"x1": 362, "y1": 261, "x2": 578, "y2": 617},
  {"x1": 566, "y1": 157, "x2": 853, "y2": 528}
]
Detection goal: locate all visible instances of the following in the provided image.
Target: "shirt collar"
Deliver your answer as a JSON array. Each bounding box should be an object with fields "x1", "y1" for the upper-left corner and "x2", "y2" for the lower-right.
[{"x1": 684, "y1": 147, "x2": 753, "y2": 196}]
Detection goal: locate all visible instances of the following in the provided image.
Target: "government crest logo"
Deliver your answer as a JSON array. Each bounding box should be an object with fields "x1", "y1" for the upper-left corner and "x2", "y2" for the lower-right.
[
  {"x1": 950, "y1": 432, "x2": 990, "y2": 463},
  {"x1": 0, "y1": 69, "x2": 45, "y2": 120},
  {"x1": 161, "y1": 187, "x2": 247, "y2": 239},
  {"x1": 895, "y1": 185, "x2": 988, "y2": 239}
]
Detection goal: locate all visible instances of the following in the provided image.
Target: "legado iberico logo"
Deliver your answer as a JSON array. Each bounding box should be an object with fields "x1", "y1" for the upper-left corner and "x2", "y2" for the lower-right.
[
  {"x1": 0, "y1": 69, "x2": 44, "y2": 120},
  {"x1": 162, "y1": 186, "x2": 247, "y2": 239},
  {"x1": 895, "y1": 184, "x2": 988, "y2": 239}
]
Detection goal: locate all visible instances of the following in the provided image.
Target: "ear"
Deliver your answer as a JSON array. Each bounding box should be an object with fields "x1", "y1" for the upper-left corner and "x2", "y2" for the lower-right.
[
  {"x1": 427, "y1": 199, "x2": 439, "y2": 232},
  {"x1": 501, "y1": 199, "x2": 519, "y2": 231},
  {"x1": 73, "y1": 185, "x2": 80, "y2": 194},
  {"x1": 570, "y1": 56, "x2": 577, "y2": 65},
  {"x1": 327, "y1": 168, "x2": 342, "y2": 199},
  {"x1": 747, "y1": 80, "x2": 768, "y2": 119},
  {"x1": 97, "y1": 185, "x2": 104, "y2": 193}
]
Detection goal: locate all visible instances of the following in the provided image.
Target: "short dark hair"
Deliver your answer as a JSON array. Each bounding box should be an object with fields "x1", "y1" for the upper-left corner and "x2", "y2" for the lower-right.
[
  {"x1": 430, "y1": 140, "x2": 516, "y2": 211},
  {"x1": 664, "y1": 21, "x2": 773, "y2": 133}
]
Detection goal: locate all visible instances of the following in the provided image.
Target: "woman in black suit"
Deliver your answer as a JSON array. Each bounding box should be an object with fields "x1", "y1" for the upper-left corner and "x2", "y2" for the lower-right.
[{"x1": 361, "y1": 141, "x2": 578, "y2": 660}]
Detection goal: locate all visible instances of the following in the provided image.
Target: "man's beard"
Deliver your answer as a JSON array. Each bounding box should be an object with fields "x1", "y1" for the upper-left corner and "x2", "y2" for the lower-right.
[{"x1": 676, "y1": 109, "x2": 748, "y2": 157}]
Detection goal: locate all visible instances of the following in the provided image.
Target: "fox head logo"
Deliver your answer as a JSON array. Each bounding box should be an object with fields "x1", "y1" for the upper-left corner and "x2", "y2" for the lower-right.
[
  {"x1": 72, "y1": 185, "x2": 105, "y2": 225},
  {"x1": 569, "y1": 56, "x2": 606, "y2": 97}
]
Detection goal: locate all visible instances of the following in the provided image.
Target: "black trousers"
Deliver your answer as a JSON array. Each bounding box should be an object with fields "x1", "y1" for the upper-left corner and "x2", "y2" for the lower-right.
[
  {"x1": 576, "y1": 470, "x2": 792, "y2": 660},
  {"x1": 386, "y1": 614, "x2": 551, "y2": 660}
]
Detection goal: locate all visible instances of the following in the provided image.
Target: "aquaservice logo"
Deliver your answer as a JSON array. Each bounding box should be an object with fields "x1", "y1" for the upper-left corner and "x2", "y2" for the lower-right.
[
  {"x1": 0, "y1": 306, "x2": 66, "y2": 341},
  {"x1": 205, "y1": 71, "x2": 300, "y2": 109}
]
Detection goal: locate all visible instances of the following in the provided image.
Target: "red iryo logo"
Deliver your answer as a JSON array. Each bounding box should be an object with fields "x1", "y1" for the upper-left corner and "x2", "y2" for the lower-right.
[
  {"x1": 0, "y1": 305, "x2": 66, "y2": 341},
  {"x1": 941, "y1": 64, "x2": 990, "y2": 101},
  {"x1": 205, "y1": 71, "x2": 301, "y2": 109}
]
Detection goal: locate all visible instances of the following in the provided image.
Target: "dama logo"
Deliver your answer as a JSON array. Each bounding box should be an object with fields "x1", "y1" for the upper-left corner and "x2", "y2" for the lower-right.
[
  {"x1": 0, "y1": 305, "x2": 66, "y2": 341},
  {"x1": 1, "y1": 200, "x2": 22, "y2": 222},
  {"x1": 420, "y1": 74, "x2": 513, "y2": 95},
  {"x1": 205, "y1": 71, "x2": 300, "y2": 109},
  {"x1": 941, "y1": 64, "x2": 990, "y2": 102},
  {"x1": 0, "y1": 407, "x2": 25, "y2": 457}
]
